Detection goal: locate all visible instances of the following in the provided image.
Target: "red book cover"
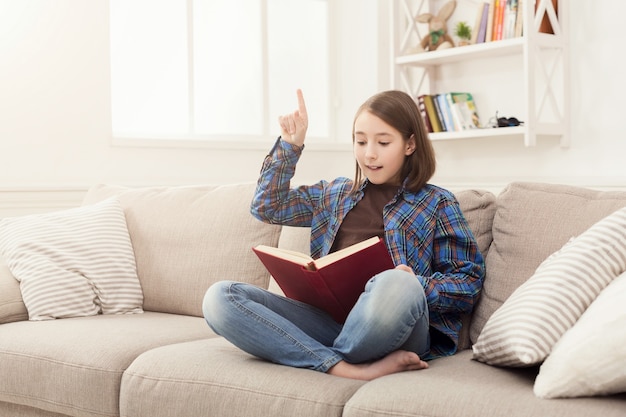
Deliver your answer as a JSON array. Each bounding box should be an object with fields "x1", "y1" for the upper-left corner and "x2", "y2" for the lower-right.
[{"x1": 252, "y1": 237, "x2": 395, "y2": 323}]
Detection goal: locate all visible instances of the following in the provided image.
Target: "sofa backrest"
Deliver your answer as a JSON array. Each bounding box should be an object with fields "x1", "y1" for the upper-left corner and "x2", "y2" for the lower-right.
[
  {"x1": 469, "y1": 182, "x2": 626, "y2": 344},
  {"x1": 83, "y1": 183, "x2": 282, "y2": 317}
]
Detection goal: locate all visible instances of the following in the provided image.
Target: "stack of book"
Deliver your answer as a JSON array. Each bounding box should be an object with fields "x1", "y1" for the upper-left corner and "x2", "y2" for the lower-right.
[
  {"x1": 471, "y1": 0, "x2": 524, "y2": 44},
  {"x1": 417, "y1": 92, "x2": 481, "y2": 133}
]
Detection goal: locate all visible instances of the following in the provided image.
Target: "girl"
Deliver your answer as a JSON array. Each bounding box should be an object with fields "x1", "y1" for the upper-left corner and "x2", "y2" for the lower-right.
[{"x1": 203, "y1": 89, "x2": 484, "y2": 381}]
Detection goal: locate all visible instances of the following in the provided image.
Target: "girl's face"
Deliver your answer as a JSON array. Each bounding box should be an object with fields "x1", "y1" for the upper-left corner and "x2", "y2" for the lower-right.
[{"x1": 353, "y1": 110, "x2": 415, "y2": 186}]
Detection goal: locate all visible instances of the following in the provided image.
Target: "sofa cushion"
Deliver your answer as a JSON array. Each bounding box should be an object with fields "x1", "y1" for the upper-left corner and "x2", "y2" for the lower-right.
[
  {"x1": 120, "y1": 337, "x2": 366, "y2": 417},
  {"x1": 470, "y1": 182, "x2": 626, "y2": 344},
  {"x1": 534, "y1": 270, "x2": 626, "y2": 398},
  {"x1": 0, "y1": 257, "x2": 27, "y2": 324},
  {"x1": 472, "y1": 205, "x2": 626, "y2": 366},
  {"x1": 342, "y1": 350, "x2": 626, "y2": 417},
  {"x1": 0, "y1": 312, "x2": 211, "y2": 417},
  {"x1": 0, "y1": 198, "x2": 143, "y2": 320},
  {"x1": 82, "y1": 183, "x2": 282, "y2": 317}
]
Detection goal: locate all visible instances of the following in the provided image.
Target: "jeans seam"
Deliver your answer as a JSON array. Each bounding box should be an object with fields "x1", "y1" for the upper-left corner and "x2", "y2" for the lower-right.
[{"x1": 316, "y1": 354, "x2": 343, "y2": 373}]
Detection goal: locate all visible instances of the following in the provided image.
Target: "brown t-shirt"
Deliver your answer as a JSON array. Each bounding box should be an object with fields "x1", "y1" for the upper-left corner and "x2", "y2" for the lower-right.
[{"x1": 330, "y1": 183, "x2": 399, "y2": 253}]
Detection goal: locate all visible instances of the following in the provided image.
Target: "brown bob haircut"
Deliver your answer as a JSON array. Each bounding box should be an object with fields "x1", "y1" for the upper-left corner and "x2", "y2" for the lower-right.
[{"x1": 351, "y1": 90, "x2": 436, "y2": 193}]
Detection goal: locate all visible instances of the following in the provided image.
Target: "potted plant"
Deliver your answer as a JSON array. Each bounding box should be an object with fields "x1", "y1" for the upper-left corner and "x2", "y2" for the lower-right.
[{"x1": 454, "y1": 21, "x2": 472, "y2": 46}]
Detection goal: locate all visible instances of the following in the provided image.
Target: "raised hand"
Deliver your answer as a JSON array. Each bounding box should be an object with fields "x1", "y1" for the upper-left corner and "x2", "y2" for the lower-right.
[{"x1": 278, "y1": 89, "x2": 308, "y2": 147}]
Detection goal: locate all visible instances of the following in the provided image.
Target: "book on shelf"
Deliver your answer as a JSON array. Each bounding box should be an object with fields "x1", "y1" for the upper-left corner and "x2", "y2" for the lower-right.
[
  {"x1": 418, "y1": 94, "x2": 443, "y2": 133},
  {"x1": 473, "y1": 0, "x2": 524, "y2": 44},
  {"x1": 474, "y1": 2, "x2": 489, "y2": 44},
  {"x1": 450, "y1": 92, "x2": 481, "y2": 129},
  {"x1": 514, "y1": 0, "x2": 524, "y2": 37},
  {"x1": 432, "y1": 95, "x2": 447, "y2": 132},
  {"x1": 416, "y1": 93, "x2": 481, "y2": 132},
  {"x1": 467, "y1": 0, "x2": 552, "y2": 43},
  {"x1": 491, "y1": 0, "x2": 507, "y2": 41},
  {"x1": 504, "y1": 0, "x2": 519, "y2": 39},
  {"x1": 445, "y1": 93, "x2": 466, "y2": 132},
  {"x1": 435, "y1": 94, "x2": 456, "y2": 132},
  {"x1": 417, "y1": 95, "x2": 433, "y2": 133},
  {"x1": 485, "y1": 0, "x2": 495, "y2": 42},
  {"x1": 424, "y1": 94, "x2": 443, "y2": 133},
  {"x1": 252, "y1": 236, "x2": 395, "y2": 323}
]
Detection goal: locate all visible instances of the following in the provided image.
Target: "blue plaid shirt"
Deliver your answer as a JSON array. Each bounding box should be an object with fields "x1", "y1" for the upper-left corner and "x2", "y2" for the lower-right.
[{"x1": 251, "y1": 139, "x2": 485, "y2": 358}]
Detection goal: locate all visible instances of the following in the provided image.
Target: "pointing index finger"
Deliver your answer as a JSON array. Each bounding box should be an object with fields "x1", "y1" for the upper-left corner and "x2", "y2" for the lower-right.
[{"x1": 296, "y1": 89, "x2": 307, "y2": 118}]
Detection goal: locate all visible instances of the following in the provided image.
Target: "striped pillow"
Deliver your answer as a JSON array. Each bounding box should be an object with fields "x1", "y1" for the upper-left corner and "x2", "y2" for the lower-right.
[
  {"x1": 472, "y1": 205, "x2": 626, "y2": 366},
  {"x1": 0, "y1": 198, "x2": 143, "y2": 320}
]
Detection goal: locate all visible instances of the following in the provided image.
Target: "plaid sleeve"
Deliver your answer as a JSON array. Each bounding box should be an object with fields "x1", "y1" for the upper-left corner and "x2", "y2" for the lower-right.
[
  {"x1": 250, "y1": 138, "x2": 324, "y2": 227},
  {"x1": 424, "y1": 199, "x2": 485, "y2": 314}
]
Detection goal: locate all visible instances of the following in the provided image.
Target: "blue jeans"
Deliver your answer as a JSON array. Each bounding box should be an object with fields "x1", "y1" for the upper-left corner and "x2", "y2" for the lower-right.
[{"x1": 202, "y1": 269, "x2": 430, "y2": 373}]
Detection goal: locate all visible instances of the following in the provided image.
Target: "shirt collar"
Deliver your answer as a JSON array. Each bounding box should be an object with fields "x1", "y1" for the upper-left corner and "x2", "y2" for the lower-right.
[{"x1": 358, "y1": 178, "x2": 418, "y2": 203}]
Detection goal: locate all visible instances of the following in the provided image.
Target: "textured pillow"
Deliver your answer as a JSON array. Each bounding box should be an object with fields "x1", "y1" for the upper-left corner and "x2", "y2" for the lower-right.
[
  {"x1": 0, "y1": 198, "x2": 143, "y2": 320},
  {"x1": 534, "y1": 270, "x2": 626, "y2": 398},
  {"x1": 472, "y1": 205, "x2": 626, "y2": 366}
]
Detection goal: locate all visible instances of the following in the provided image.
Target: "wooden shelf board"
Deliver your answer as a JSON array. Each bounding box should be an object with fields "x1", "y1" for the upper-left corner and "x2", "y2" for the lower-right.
[{"x1": 396, "y1": 38, "x2": 524, "y2": 67}]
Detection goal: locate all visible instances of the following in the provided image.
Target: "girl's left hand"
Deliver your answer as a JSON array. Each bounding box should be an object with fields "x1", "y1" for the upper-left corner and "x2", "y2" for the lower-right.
[
  {"x1": 395, "y1": 264, "x2": 415, "y2": 275},
  {"x1": 278, "y1": 89, "x2": 308, "y2": 147}
]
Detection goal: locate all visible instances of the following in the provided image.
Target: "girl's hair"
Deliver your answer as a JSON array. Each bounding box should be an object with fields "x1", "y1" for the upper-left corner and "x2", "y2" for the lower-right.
[{"x1": 351, "y1": 90, "x2": 436, "y2": 193}]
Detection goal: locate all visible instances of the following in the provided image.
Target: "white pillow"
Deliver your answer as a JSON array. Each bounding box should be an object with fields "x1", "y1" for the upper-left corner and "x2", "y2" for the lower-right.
[
  {"x1": 472, "y1": 206, "x2": 626, "y2": 366},
  {"x1": 0, "y1": 198, "x2": 143, "y2": 320},
  {"x1": 534, "y1": 270, "x2": 626, "y2": 398}
]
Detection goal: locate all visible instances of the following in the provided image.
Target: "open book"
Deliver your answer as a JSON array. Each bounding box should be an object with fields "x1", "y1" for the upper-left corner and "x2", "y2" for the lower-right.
[{"x1": 252, "y1": 236, "x2": 395, "y2": 323}]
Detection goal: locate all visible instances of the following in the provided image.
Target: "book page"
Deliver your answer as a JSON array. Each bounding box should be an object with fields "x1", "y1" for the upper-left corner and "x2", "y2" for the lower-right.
[
  {"x1": 253, "y1": 245, "x2": 313, "y2": 266},
  {"x1": 312, "y1": 236, "x2": 381, "y2": 269}
]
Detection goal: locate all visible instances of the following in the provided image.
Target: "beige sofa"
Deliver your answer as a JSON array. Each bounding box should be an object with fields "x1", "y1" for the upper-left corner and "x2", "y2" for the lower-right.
[{"x1": 0, "y1": 181, "x2": 625, "y2": 417}]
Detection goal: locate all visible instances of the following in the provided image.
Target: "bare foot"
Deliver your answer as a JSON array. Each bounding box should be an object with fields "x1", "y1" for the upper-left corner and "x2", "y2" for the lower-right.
[{"x1": 327, "y1": 350, "x2": 428, "y2": 381}]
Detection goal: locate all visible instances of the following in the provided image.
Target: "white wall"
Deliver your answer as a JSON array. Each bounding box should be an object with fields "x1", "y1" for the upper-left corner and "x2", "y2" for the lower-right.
[{"x1": 0, "y1": 0, "x2": 624, "y2": 215}]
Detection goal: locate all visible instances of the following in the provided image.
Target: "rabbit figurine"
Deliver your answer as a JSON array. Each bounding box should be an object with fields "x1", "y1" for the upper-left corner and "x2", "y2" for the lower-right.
[{"x1": 413, "y1": 0, "x2": 457, "y2": 53}]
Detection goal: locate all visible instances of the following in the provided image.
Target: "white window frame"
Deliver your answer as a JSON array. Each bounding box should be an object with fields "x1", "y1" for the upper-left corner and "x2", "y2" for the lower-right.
[{"x1": 110, "y1": 0, "x2": 339, "y2": 150}]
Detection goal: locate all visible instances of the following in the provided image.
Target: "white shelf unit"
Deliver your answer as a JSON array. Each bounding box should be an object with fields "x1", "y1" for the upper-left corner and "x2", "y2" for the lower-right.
[{"x1": 391, "y1": 0, "x2": 569, "y2": 147}]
